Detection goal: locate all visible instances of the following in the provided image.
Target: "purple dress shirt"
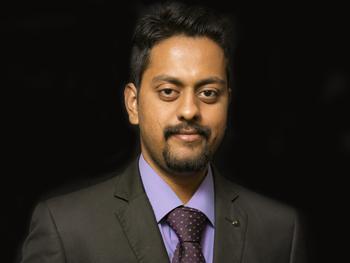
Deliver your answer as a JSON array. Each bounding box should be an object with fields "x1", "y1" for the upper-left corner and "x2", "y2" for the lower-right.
[{"x1": 139, "y1": 154, "x2": 215, "y2": 263}]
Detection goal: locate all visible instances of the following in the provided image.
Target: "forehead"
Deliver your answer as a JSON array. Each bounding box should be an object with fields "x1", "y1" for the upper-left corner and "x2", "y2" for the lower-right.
[{"x1": 142, "y1": 35, "x2": 227, "y2": 83}]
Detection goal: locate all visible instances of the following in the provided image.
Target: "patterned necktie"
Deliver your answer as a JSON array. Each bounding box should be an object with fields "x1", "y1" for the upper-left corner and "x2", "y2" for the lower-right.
[{"x1": 166, "y1": 206, "x2": 207, "y2": 263}]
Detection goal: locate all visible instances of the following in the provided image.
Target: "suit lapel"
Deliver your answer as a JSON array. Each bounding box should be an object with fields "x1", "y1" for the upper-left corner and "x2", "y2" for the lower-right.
[
  {"x1": 113, "y1": 160, "x2": 169, "y2": 263},
  {"x1": 213, "y1": 167, "x2": 248, "y2": 263}
]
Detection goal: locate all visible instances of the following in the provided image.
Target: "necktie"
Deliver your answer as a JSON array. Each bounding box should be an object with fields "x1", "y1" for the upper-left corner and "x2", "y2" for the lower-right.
[{"x1": 166, "y1": 206, "x2": 207, "y2": 263}]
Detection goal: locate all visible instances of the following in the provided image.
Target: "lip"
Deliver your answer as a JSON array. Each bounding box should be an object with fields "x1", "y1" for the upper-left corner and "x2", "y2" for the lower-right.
[{"x1": 172, "y1": 133, "x2": 202, "y2": 142}]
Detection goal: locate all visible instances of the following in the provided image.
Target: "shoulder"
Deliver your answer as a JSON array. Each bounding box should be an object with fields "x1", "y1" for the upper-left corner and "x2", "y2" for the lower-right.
[
  {"x1": 214, "y1": 175, "x2": 309, "y2": 262},
  {"x1": 238, "y1": 184, "x2": 297, "y2": 218},
  {"x1": 41, "y1": 168, "x2": 124, "y2": 218},
  {"x1": 217, "y1": 174, "x2": 300, "y2": 225}
]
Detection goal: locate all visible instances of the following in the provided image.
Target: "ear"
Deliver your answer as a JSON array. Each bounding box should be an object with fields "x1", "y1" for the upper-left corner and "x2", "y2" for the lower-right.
[{"x1": 124, "y1": 83, "x2": 139, "y2": 125}]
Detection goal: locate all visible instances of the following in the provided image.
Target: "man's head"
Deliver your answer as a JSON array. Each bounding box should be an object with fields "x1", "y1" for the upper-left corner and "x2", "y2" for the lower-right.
[{"x1": 124, "y1": 1, "x2": 235, "y2": 175}]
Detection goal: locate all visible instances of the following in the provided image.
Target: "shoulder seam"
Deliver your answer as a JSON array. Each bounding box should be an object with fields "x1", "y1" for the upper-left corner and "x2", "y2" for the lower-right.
[
  {"x1": 288, "y1": 212, "x2": 297, "y2": 263},
  {"x1": 44, "y1": 201, "x2": 68, "y2": 263}
]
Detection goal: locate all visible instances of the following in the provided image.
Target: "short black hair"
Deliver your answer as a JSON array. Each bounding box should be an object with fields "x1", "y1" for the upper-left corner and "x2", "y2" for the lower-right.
[{"x1": 129, "y1": 1, "x2": 236, "y2": 88}]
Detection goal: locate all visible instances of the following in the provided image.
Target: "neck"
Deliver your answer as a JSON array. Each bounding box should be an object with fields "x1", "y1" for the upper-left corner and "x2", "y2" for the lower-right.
[
  {"x1": 160, "y1": 168, "x2": 208, "y2": 204},
  {"x1": 142, "y1": 153, "x2": 208, "y2": 204}
]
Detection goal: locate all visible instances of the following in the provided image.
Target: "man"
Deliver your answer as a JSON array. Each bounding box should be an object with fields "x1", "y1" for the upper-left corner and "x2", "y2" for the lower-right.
[{"x1": 20, "y1": 1, "x2": 307, "y2": 263}]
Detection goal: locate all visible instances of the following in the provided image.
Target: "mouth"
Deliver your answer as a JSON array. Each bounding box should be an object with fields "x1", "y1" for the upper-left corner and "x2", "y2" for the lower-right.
[
  {"x1": 171, "y1": 131, "x2": 203, "y2": 143},
  {"x1": 164, "y1": 124, "x2": 211, "y2": 143}
]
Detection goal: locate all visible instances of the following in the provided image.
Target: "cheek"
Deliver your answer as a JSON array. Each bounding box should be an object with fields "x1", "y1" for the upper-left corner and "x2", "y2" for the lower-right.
[
  {"x1": 138, "y1": 97, "x2": 168, "y2": 142},
  {"x1": 212, "y1": 120, "x2": 227, "y2": 143},
  {"x1": 205, "y1": 104, "x2": 228, "y2": 127},
  {"x1": 203, "y1": 106, "x2": 228, "y2": 141},
  {"x1": 139, "y1": 90, "x2": 178, "y2": 128}
]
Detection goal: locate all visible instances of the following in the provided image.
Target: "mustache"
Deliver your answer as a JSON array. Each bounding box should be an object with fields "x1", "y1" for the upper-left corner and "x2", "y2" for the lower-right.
[{"x1": 164, "y1": 123, "x2": 211, "y2": 141}]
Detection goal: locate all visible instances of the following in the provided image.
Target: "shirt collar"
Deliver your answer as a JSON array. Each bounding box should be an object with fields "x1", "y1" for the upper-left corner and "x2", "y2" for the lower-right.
[{"x1": 138, "y1": 154, "x2": 215, "y2": 226}]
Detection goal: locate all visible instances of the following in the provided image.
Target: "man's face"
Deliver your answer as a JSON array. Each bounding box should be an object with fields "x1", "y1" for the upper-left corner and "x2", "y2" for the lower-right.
[{"x1": 125, "y1": 35, "x2": 230, "y2": 174}]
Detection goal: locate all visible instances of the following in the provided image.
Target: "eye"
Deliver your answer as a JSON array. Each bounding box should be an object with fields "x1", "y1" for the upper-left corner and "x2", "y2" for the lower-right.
[
  {"x1": 198, "y1": 89, "x2": 219, "y2": 102},
  {"x1": 158, "y1": 88, "x2": 179, "y2": 101},
  {"x1": 202, "y1": 90, "x2": 217, "y2": 97}
]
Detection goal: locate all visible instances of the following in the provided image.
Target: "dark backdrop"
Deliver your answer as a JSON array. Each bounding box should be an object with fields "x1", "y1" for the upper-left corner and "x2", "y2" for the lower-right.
[{"x1": 2, "y1": 0, "x2": 349, "y2": 262}]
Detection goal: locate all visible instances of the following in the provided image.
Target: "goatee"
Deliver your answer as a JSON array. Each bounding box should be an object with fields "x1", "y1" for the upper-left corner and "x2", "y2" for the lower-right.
[{"x1": 162, "y1": 122, "x2": 212, "y2": 173}]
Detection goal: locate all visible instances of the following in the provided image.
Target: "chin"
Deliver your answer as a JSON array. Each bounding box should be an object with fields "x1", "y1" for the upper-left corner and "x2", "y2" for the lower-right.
[{"x1": 162, "y1": 146, "x2": 211, "y2": 173}]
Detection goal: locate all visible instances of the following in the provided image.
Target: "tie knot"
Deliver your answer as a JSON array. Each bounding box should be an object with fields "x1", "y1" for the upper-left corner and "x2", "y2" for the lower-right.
[{"x1": 166, "y1": 206, "x2": 207, "y2": 243}]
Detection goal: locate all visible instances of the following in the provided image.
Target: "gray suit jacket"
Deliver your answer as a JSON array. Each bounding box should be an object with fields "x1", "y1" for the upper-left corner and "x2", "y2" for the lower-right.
[{"x1": 20, "y1": 160, "x2": 307, "y2": 263}]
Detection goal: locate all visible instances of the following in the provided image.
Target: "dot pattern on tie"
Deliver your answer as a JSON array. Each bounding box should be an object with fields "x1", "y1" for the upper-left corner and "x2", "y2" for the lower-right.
[{"x1": 166, "y1": 206, "x2": 207, "y2": 263}]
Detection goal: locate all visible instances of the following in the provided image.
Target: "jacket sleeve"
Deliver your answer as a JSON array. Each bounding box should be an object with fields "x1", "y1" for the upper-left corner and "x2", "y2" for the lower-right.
[
  {"x1": 289, "y1": 212, "x2": 309, "y2": 263},
  {"x1": 20, "y1": 202, "x2": 66, "y2": 263}
]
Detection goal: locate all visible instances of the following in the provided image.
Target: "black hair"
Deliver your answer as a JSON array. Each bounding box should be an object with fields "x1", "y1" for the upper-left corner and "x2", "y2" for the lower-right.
[{"x1": 129, "y1": 1, "x2": 236, "y2": 88}]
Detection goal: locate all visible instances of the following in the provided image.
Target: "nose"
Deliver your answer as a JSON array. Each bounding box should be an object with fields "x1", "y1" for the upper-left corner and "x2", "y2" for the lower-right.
[{"x1": 176, "y1": 90, "x2": 200, "y2": 122}]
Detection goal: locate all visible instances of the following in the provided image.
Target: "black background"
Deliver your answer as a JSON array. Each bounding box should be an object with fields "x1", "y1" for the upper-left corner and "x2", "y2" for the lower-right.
[{"x1": 2, "y1": 0, "x2": 349, "y2": 262}]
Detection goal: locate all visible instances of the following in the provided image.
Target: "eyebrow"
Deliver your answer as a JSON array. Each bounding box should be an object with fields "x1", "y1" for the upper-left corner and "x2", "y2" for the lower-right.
[{"x1": 151, "y1": 74, "x2": 227, "y2": 89}]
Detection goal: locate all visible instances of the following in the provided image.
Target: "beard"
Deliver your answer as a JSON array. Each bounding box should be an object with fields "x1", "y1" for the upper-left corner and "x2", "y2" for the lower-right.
[
  {"x1": 161, "y1": 122, "x2": 212, "y2": 173},
  {"x1": 162, "y1": 142, "x2": 212, "y2": 173}
]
